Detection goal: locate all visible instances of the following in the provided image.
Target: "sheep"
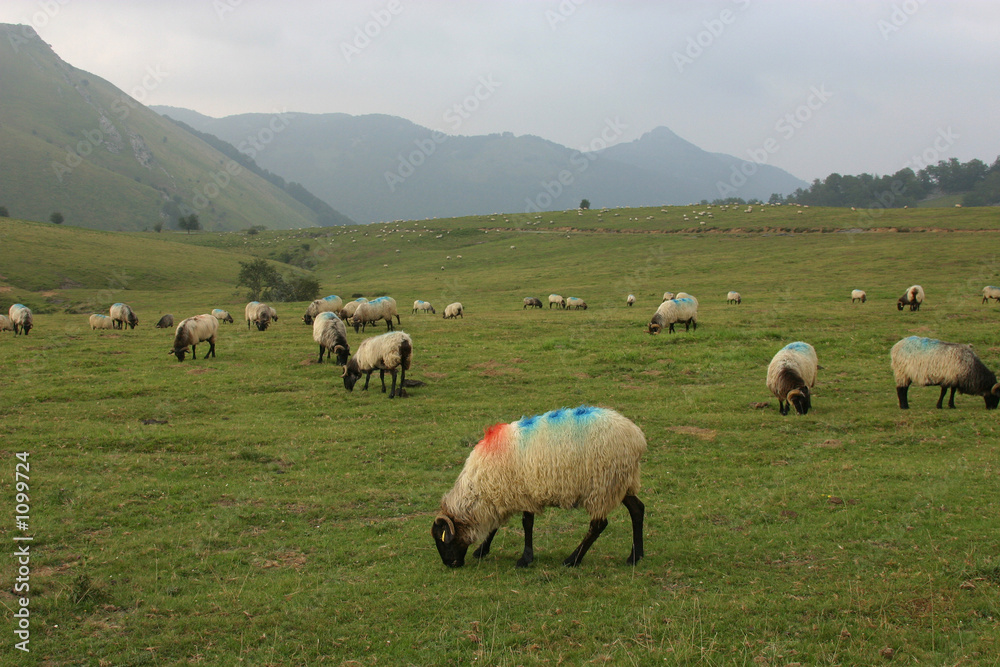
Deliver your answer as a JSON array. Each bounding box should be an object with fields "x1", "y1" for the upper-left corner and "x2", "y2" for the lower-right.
[
  {"x1": 342, "y1": 331, "x2": 412, "y2": 399},
  {"x1": 443, "y1": 302, "x2": 464, "y2": 319},
  {"x1": 8, "y1": 304, "x2": 33, "y2": 336},
  {"x1": 431, "y1": 406, "x2": 646, "y2": 569},
  {"x1": 245, "y1": 301, "x2": 272, "y2": 331},
  {"x1": 412, "y1": 300, "x2": 436, "y2": 314},
  {"x1": 673, "y1": 292, "x2": 697, "y2": 304},
  {"x1": 626, "y1": 294, "x2": 636, "y2": 307},
  {"x1": 890, "y1": 336, "x2": 1000, "y2": 410},
  {"x1": 647, "y1": 297, "x2": 697, "y2": 334},
  {"x1": 726, "y1": 291, "x2": 742, "y2": 305},
  {"x1": 340, "y1": 297, "x2": 368, "y2": 320},
  {"x1": 155, "y1": 314, "x2": 174, "y2": 329},
  {"x1": 267, "y1": 306, "x2": 278, "y2": 323},
  {"x1": 548, "y1": 294, "x2": 566, "y2": 309},
  {"x1": 109, "y1": 302, "x2": 138, "y2": 330},
  {"x1": 766, "y1": 342, "x2": 818, "y2": 415},
  {"x1": 0, "y1": 315, "x2": 12, "y2": 332},
  {"x1": 982, "y1": 286, "x2": 1000, "y2": 304},
  {"x1": 566, "y1": 297, "x2": 588, "y2": 310},
  {"x1": 303, "y1": 295, "x2": 343, "y2": 324},
  {"x1": 89, "y1": 313, "x2": 115, "y2": 330},
  {"x1": 661, "y1": 291, "x2": 675, "y2": 302},
  {"x1": 312, "y1": 311, "x2": 350, "y2": 365},
  {"x1": 851, "y1": 289, "x2": 867, "y2": 304},
  {"x1": 896, "y1": 284, "x2": 924, "y2": 311},
  {"x1": 523, "y1": 297, "x2": 543, "y2": 309},
  {"x1": 211, "y1": 309, "x2": 234, "y2": 324},
  {"x1": 168, "y1": 314, "x2": 218, "y2": 362},
  {"x1": 351, "y1": 296, "x2": 398, "y2": 333}
]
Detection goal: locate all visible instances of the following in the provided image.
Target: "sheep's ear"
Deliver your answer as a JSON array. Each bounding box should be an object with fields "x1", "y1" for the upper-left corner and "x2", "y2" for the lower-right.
[{"x1": 434, "y1": 515, "x2": 456, "y2": 544}]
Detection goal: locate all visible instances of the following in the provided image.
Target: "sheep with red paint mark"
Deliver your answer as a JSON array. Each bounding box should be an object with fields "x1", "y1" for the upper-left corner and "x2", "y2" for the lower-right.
[{"x1": 432, "y1": 406, "x2": 647, "y2": 569}]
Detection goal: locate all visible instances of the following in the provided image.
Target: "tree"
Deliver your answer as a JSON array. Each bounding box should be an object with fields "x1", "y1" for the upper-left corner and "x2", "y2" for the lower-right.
[
  {"x1": 579, "y1": 199, "x2": 591, "y2": 210},
  {"x1": 50, "y1": 211, "x2": 64, "y2": 224},
  {"x1": 178, "y1": 214, "x2": 201, "y2": 234},
  {"x1": 152, "y1": 221, "x2": 163, "y2": 233},
  {"x1": 237, "y1": 258, "x2": 283, "y2": 301}
]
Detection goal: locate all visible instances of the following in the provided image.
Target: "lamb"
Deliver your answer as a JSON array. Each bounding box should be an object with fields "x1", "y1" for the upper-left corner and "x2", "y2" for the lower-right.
[
  {"x1": 89, "y1": 313, "x2": 115, "y2": 330},
  {"x1": 340, "y1": 297, "x2": 368, "y2": 320},
  {"x1": 443, "y1": 302, "x2": 464, "y2": 319},
  {"x1": 412, "y1": 300, "x2": 436, "y2": 314},
  {"x1": 0, "y1": 315, "x2": 12, "y2": 332},
  {"x1": 155, "y1": 314, "x2": 174, "y2": 329},
  {"x1": 647, "y1": 297, "x2": 698, "y2": 334},
  {"x1": 351, "y1": 296, "x2": 399, "y2": 333},
  {"x1": 982, "y1": 286, "x2": 1000, "y2": 304},
  {"x1": 168, "y1": 314, "x2": 218, "y2": 362},
  {"x1": 661, "y1": 291, "x2": 675, "y2": 302},
  {"x1": 8, "y1": 304, "x2": 33, "y2": 336},
  {"x1": 548, "y1": 294, "x2": 566, "y2": 309},
  {"x1": 896, "y1": 284, "x2": 924, "y2": 311},
  {"x1": 851, "y1": 289, "x2": 867, "y2": 304},
  {"x1": 626, "y1": 294, "x2": 636, "y2": 307},
  {"x1": 431, "y1": 406, "x2": 646, "y2": 568},
  {"x1": 109, "y1": 302, "x2": 138, "y2": 330},
  {"x1": 342, "y1": 331, "x2": 412, "y2": 399},
  {"x1": 303, "y1": 295, "x2": 343, "y2": 324},
  {"x1": 245, "y1": 301, "x2": 272, "y2": 331},
  {"x1": 890, "y1": 336, "x2": 1000, "y2": 410},
  {"x1": 211, "y1": 309, "x2": 234, "y2": 323},
  {"x1": 523, "y1": 297, "x2": 543, "y2": 309},
  {"x1": 312, "y1": 311, "x2": 350, "y2": 365},
  {"x1": 566, "y1": 297, "x2": 588, "y2": 310},
  {"x1": 766, "y1": 342, "x2": 818, "y2": 415},
  {"x1": 726, "y1": 291, "x2": 741, "y2": 305}
]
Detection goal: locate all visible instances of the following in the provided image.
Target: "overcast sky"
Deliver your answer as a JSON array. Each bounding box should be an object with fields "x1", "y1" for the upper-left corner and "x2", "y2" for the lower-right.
[{"x1": 3, "y1": 1, "x2": 998, "y2": 182}]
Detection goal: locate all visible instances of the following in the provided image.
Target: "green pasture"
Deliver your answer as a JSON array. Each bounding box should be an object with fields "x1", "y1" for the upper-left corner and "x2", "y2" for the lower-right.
[{"x1": 1, "y1": 206, "x2": 999, "y2": 665}]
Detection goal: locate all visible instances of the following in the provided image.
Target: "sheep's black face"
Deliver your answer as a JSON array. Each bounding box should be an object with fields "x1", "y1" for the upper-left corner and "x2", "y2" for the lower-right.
[
  {"x1": 791, "y1": 387, "x2": 811, "y2": 415},
  {"x1": 432, "y1": 517, "x2": 470, "y2": 568},
  {"x1": 335, "y1": 349, "x2": 350, "y2": 366},
  {"x1": 984, "y1": 394, "x2": 999, "y2": 410},
  {"x1": 897, "y1": 300, "x2": 905, "y2": 311},
  {"x1": 303, "y1": 315, "x2": 313, "y2": 325},
  {"x1": 343, "y1": 371, "x2": 360, "y2": 392},
  {"x1": 172, "y1": 348, "x2": 188, "y2": 362}
]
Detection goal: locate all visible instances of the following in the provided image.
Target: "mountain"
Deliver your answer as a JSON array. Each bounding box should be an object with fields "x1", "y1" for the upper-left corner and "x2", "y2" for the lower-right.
[
  {"x1": 153, "y1": 107, "x2": 808, "y2": 223},
  {"x1": 0, "y1": 24, "x2": 352, "y2": 231}
]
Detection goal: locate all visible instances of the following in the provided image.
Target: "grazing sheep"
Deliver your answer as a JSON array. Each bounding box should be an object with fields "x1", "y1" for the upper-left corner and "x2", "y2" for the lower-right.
[
  {"x1": 412, "y1": 300, "x2": 436, "y2": 314},
  {"x1": 851, "y1": 289, "x2": 867, "y2": 304},
  {"x1": 245, "y1": 301, "x2": 272, "y2": 331},
  {"x1": 8, "y1": 304, "x2": 33, "y2": 336},
  {"x1": 726, "y1": 291, "x2": 742, "y2": 305},
  {"x1": 443, "y1": 302, "x2": 464, "y2": 319},
  {"x1": 982, "y1": 286, "x2": 1000, "y2": 304},
  {"x1": 523, "y1": 297, "x2": 543, "y2": 309},
  {"x1": 342, "y1": 331, "x2": 412, "y2": 399},
  {"x1": 352, "y1": 296, "x2": 399, "y2": 333},
  {"x1": 155, "y1": 314, "x2": 174, "y2": 329},
  {"x1": 897, "y1": 284, "x2": 925, "y2": 311},
  {"x1": 890, "y1": 336, "x2": 1000, "y2": 410},
  {"x1": 267, "y1": 306, "x2": 278, "y2": 323},
  {"x1": 340, "y1": 297, "x2": 368, "y2": 320},
  {"x1": 168, "y1": 314, "x2": 218, "y2": 362},
  {"x1": 673, "y1": 292, "x2": 697, "y2": 304},
  {"x1": 0, "y1": 315, "x2": 12, "y2": 332},
  {"x1": 312, "y1": 311, "x2": 350, "y2": 365},
  {"x1": 647, "y1": 298, "x2": 698, "y2": 335},
  {"x1": 548, "y1": 294, "x2": 566, "y2": 309},
  {"x1": 89, "y1": 313, "x2": 115, "y2": 330},
  {"x1": 303, "y1": 295, "x2": 343, "y2": 324},
  {"x1": 431, "y1": 406, "x2": 646, "y2": 568},
  {"x1": 766, "y1": 342, "x2": 818, "y2": 415},
  {"x1": 566, "y1": 297, "x2": 588, "y2": 310},
  {"x1": 109, "y1": 302, "x2": 138, "y2": 330},
  {"x1": 626, "y1": 294, "x2": 636, "y2": 307},
  {"x1": 211, "y1": 309, "x2": 234, "y2": 323},
  {"x1": 661, "y1": 291, "x2": 675, "y2": 302}
]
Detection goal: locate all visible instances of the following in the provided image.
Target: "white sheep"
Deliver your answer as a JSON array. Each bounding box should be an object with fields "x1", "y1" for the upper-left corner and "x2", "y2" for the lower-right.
[
  {"x1": 661, "y1": 291, "x2": 675, "y2": 302},
  {"x1": 312, "y1": 311, "x2": 350, "y2": 365},
  {"x1": 766, "y1": 342, "x2": 818, "y2": 415},
  {"x1": 267, "y1": 306, "x2": 278, "y2": 323},
  {"x1": 548, "y1": 294, "x2": 566, "y2": 309},
  {"x1": 432, "y1": 406, "x2": 646, "y2": 568},
  {"x1": 169, "y1": 314, "x2": 218, "y2": 362},
  {"x1": 211, "y1": 309, "x2": 234, "y2": 323},
  {"x1": 303, "y1": 295, "x2": 343, "y2": 324},
  {"x1": 340, "y1": 297, "x2": 368, "y2": 320},
  {"x1": 566, "y1": 297, "x2": 588, "y2": 310},
  {"x1": 109, "y1": 302, "x2": 138, "y2": 330},
  {"x1": 155, "y1": 314, "x2": 174, "y2": 329},
  {"x1": 890, "y1": 336, "x2": 1000, "y2": 410},
  {"x1": 352, "y1": 296, "x2": 399, "y2": 333},
  {"x1": 647, "y1": 297, "x2": 698, "y2": 334},
  {"x1": 443, "y1": 302, "x2": 464, "y2": 319},
  {"x1": 851, "y1": 289, "x2": 867, "y2": 304},
  {"x1": 342, "y1": 331, "x2": 412, "y2": 399},
  {"x1": 982, "y1": 286, "x2": 1000, "y2": 304},
  {"x1": 412, "y1": 300, "x2": 436, "y2": 314},
  {"x1": 897, "y1": 284, "x2": 924, "y2": 311},
  {"x1": 245, "y1": 301, "x2": 272, "y2": 331},
  {"x1": 8, "y1": 304, "x2": 33, "y2": 336},
  {"x1": 0, "y1": 315, "x2": 13, "y2": 332},
  {"x1": 523, "y1": 297, "x2": 543, "y2": 309},
  {"x1": 726, "y1": 291, "x2": 742, "y2": 305},
  {"x1": 89, "y1": 313, "x2": 115, "y2": 330},
  {"x1": 626, "y1": 294, "x2": 636, "y2": 307}
]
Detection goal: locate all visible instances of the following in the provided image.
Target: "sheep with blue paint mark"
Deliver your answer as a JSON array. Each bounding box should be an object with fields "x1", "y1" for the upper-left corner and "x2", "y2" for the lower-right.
[
  {"x1": 340, "y1": 297, "x2": 368, "y2": 320},
  {"x1": 897, "y1": 284, "x2": 924, "y2": 311},
  {"x1": 726, "y1": 291, "x2": 741, "y2": 305},
  {"x1": 982, "y1": 286, "x2": 1000, "y2": 304},
  {"x1": 432, "y1": 406, "x2": 646, "y2": 569},
  {"x1": 851, "y1": 289, "x2": 867, "y2": 304},
  {"x1": 566, "y1": 297, "x2": 588, "y2": 310},
  {"x1": 342, "y1": 330, "x2": 411, "y2": 398},
  {"x1": 548, "y1": 294, "x2": 566, "y2": 309},
  {"x1": 89, "y1": 313, "x2": 115, "y2": 330},
  {"x1": 351, "y1": 296, "x2": 399, "y2": 333},
  {"x1": 647, "y1": 297, "x2": 698, "y2": 334},
  {"x1": 661, "y1": 291, "x2": 675, "y2": 302},
  {"x1": 412, "y1": 300, "x2": 436, "y2": 314},
  {"x1": 313, "y1": 311, "x2": 350, "y2": 365},
  {"x1": 8, "y1": 304, "x2": 33, "y2": 336},
  {"x1": 766, "y1": 342, "x2": 818, "y2": 415},
  {"x1": 211, "y1": 309, "x2": 234, "y2": 324},
  {"x1": 890, "y1": 336, "x2": 1000, "y2": 410},
  {"x1": 109, "y1": 302, "x2": 138, "y2": 330},
  {"x1": 169, "y1": 314, "x2": 218, "y2": 362},
  {"x1": 303, "y1": 295, "x2": 343, "y2": 324}
]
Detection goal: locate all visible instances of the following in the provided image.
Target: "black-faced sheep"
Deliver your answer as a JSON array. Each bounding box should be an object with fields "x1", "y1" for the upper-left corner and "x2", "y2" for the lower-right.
[
  {"x1": 109, "y1": 302, "x2": 138, "y2": 330},
  {"x1": 523, "y1": 297, "x2": 543, "y2": 309},
  {"x1": 566, "y1": 297, "x2": 587, "y2": 310},
  {"x1": 766, "y1": 342, "x2": 818, "y2": 415},
  {"x1": 897, "y1": 285, "x2": 924, "y2": 311},
  {"x1": 8, "y1": 304, "x2": 33, "y2": 336},
  {"x1": 351, "y1": 296, "x2": 398, "y2": 333},
  {"x1": 726, "y1": 291, "x2": 742, "y2": 305},
  {"x1": 412, "y1": 300, "x2": 436, "y2": 314},
  {"x1": 0, "y1": 315, "x2": 13, "y2": 332},
  {"x1": 245, "y1": 301, "x2": 272, "y2": 331},
  {"x1": 169, "y1": 314, "x2": 218, "y2": 362},
  {"x1": 443, "y1": 302, "x2": 464, "y2": 319},
  {"x1": 647, "y1": 297, "x2": 697, "y2": 334},
  {"x1": 626, "y1": 294, "x2": 636, "y2": 307},
  {"x1": 267, "y1": 306, "x2": 278, "y2": 323},
  {"x1": 890, "y1": 336, "x2": 1000, "y2": 410},
  {"x1": 312, "y1": 311, "x2": 350, "y2": 365},
  {"x1": 548, "y1": 294, "x2": 566, "y2": 309},
  {"x1": 89, "y1": 313, "x2": 114, "y2": 330},
  {"x1": 342, "y1": 331, "x2": 412, "y2": 399},
  {"x1": 432, "y1": 406, "x2": 646, "y2": 569},
  {"x1": 982, "y1": 286, "x2": 1000, "y2": 304},
  {"x1": 303, "y1": 295, "x2": 342, "y2": 324},
  {"x1": 851, "y1": 289, "x2": 867, "y2": 304},
  {"x1": 211, "y1": 309, "x2": 234, "y2": 324},
  {"x1": 155, "y1": 314, "x2": 175, "y2": 329}
]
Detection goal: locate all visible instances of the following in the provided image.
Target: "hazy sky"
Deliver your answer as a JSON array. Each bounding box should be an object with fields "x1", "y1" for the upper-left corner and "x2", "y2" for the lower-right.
[{"x1": 3, "y1": 1, "x2": 998, "y2": 182}]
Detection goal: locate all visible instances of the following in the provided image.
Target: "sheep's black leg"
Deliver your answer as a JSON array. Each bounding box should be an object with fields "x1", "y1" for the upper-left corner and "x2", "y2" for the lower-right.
[
  {"x1": 362, "y1": 370, "x2": 374, "y2": 391},
  {"x1": 397, "y1": 365, "x2": 407, "y2": 397},
  {"x1": 318, "y1": 345, "x2": 325, "y2": 363},
  {"x1": 623, "y1": 495, "x2": 645, "y2": 565},
  {"x1": 897, "y1": 386, "x2": 910, "y2": 409},
  {"x1": 191, "y1": 344, "x2": 197, "y2": 359},
  {"x1": 935, "y1": 386, "x2": 948, "y2": 409},
  {"x1": 778, "y1": 400, "x2": 788, "y2": 416},
  {"x1": 563, "y1": 517, "x2": 608, "y2": 567},
  {"x1": 473, "y1": 529, "x2": 498, "y2": 559},
  {"x1": 387, "y1": 369, "x2": 398, "y2": 398},
  {"x1": 205, "y1": 340, "x2": 215, "y2": 359},
  {"x1": 948, "y1": 387, "x2": 957, "y2": 409},
  {"x1": 379, "y1": 369, "x2": 387, "y2": 393},
  {"x1": 516, "y1": 512, "x2": 535, "y2": 568}
]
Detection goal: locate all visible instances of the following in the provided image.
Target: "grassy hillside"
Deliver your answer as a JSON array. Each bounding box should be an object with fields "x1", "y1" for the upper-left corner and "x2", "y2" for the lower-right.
[{"x1": 2, "y1": 206, "x2": 1000, "y2": 664}]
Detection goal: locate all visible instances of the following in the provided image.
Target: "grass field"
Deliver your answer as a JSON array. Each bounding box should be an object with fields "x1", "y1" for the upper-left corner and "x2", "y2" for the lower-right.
[{"x1": 2, "y1": 205, "x2": 1000, "y2": 665}]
